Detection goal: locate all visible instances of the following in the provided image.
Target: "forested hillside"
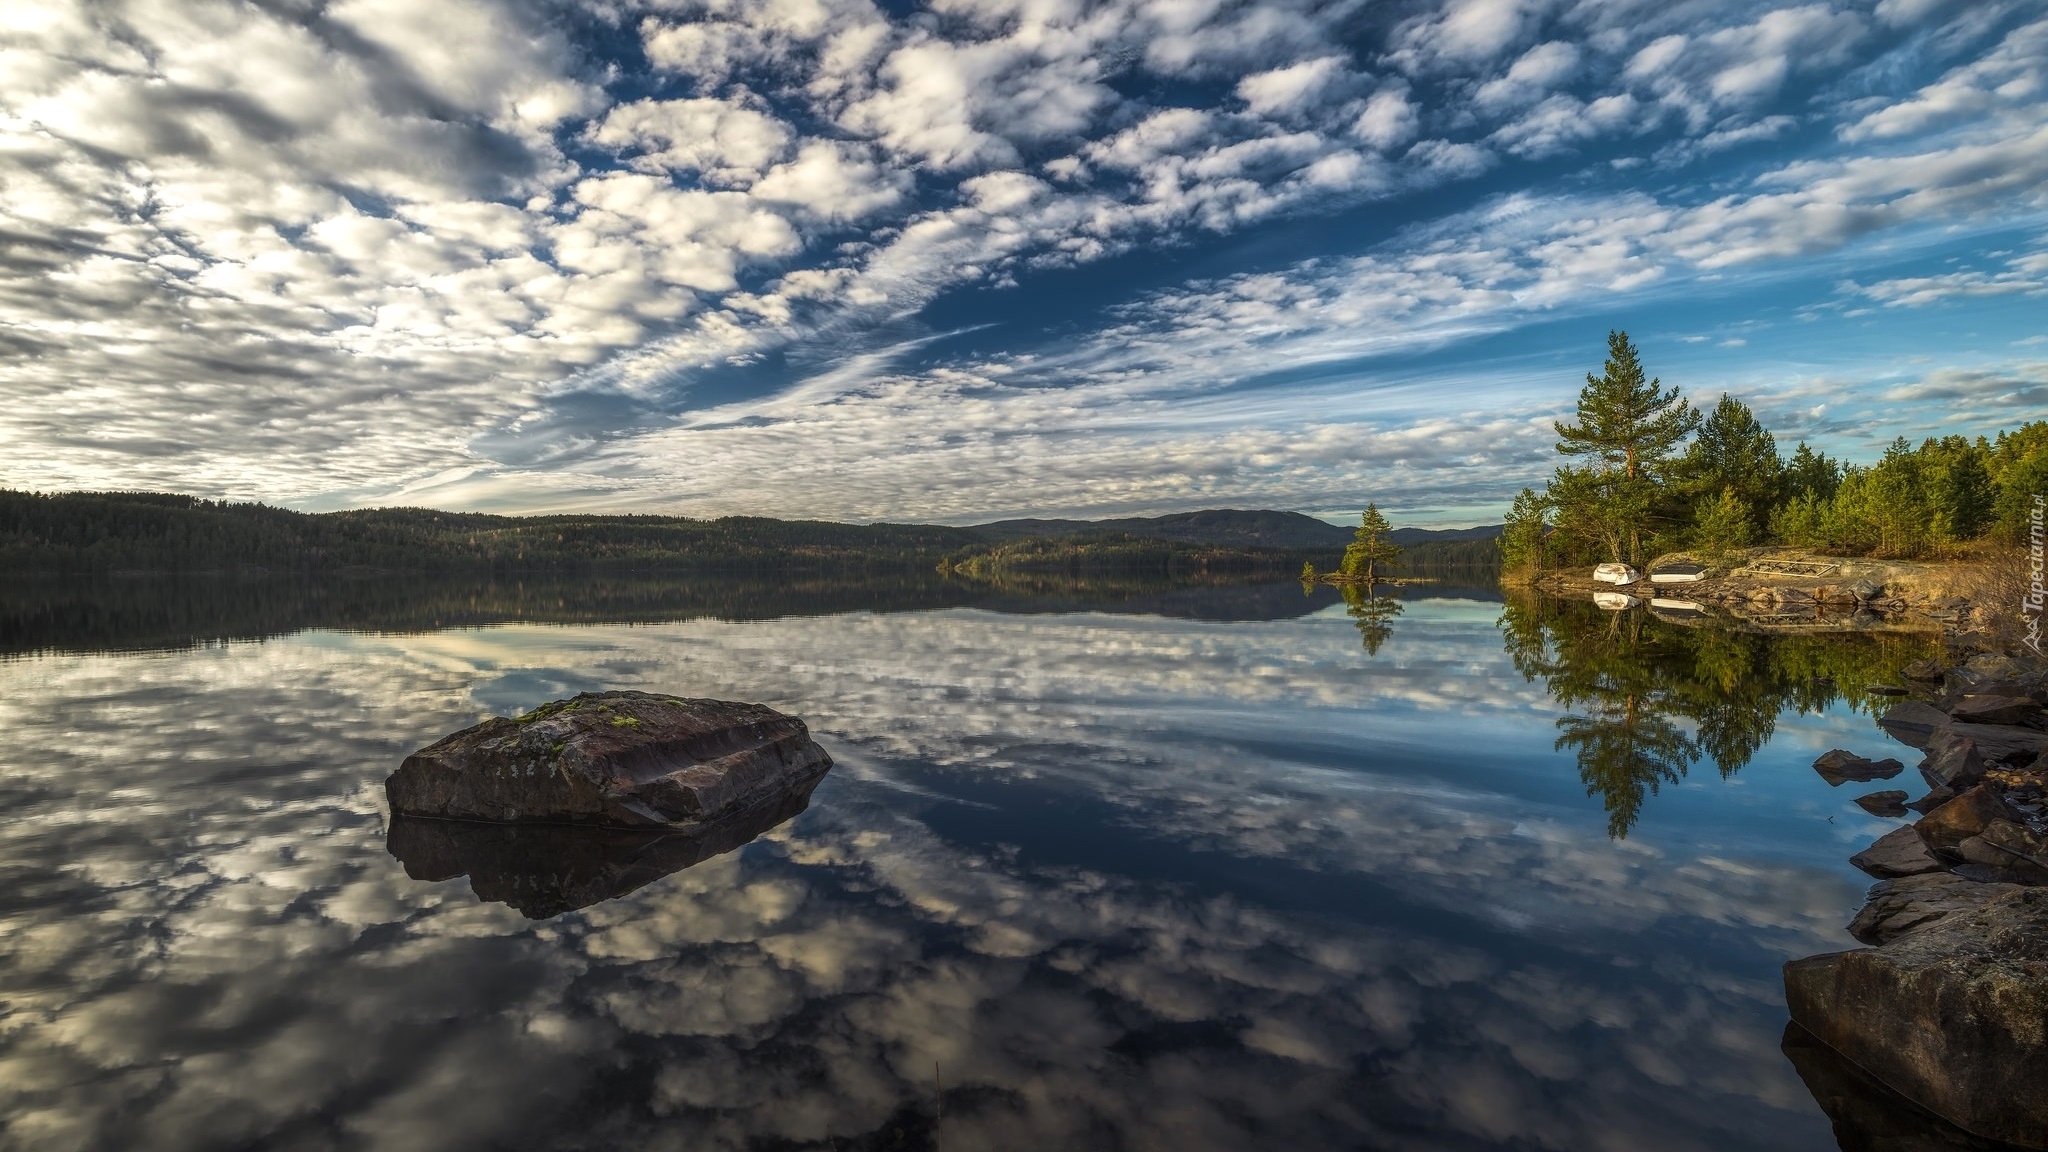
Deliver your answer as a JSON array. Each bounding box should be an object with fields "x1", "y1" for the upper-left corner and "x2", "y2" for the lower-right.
[
  {"x1": 0, "y1": 490, "x2": 980, "y2": 573},
  {"x1": 970, "y1": 509, "x2": 1351, "y2": 548}
]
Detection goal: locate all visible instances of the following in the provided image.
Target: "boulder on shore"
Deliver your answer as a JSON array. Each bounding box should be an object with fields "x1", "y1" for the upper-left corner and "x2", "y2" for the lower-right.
[
  {"x1": 1785, "y1": 887, "x2": 2048, "y2": 1149},
  {"x1": 1877, "y1": 701, "x2": 1950, "y2": 750},
  {"x1": 1920, "y1": 733, "x2": 1987, "y2": 790},
  {"x1": 1916, "y1": 786, "x2": 2023, "y2": 860},
  {"x1": 1849, "y1": 826, "x2": 1945, "y2": 879},
  {"x1": 1950, "y1": 695, "x2": 2044, "y2": 728},
  {"x1": 1953, "y1": 821, "x2": 2048, "y2": 886},
  {"x1": 1944, "y1": 721, "x2": 2048, "y2": 765},
  {"x1": 387, "y1": 690, "x2": 833, "y2": 828}
]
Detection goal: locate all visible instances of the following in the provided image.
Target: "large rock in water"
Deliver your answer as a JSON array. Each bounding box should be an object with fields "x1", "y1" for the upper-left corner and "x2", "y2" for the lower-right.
[
  {"x1": 1813, "y1": 749, "x2": 1906, "y2": 786},
  {"x1": 387, "y1": 691, "x2": 832, "y2": 828},
  {"x1": 1785, "y1": 888, "x2": 2048, "y2": 1149}
]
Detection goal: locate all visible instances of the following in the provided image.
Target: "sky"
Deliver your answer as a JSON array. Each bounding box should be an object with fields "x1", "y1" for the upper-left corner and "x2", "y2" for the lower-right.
[{"x1": 1, "y1": 0, "x2": 2043, "y2": 526}]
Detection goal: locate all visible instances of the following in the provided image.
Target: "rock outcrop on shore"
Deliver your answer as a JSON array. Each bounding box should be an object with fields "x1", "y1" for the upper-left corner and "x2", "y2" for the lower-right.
[
  {"x1": 387, "y1": 691, "x2": 833, "y2": 828},
  {"x1": 1785, "y1": 651, "x2": 2048, "y2": 1146},
  {"x1": 1781, "y1": 1021, "x2": 2023, "y2": 1152},
  {"x1": 1531, "y1": 549, "x2": 2015, "y2": 638},
  {"x1": 1788, "y1": 888, "x2": 2048, "y2": 1150}
]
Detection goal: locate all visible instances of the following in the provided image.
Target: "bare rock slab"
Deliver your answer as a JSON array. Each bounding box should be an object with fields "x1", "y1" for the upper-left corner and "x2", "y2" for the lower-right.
[
  {"x1": 387, "y1": 691, "x2": 833, "y2": 828},
  {"x1": 1877, "y1": 701, "x2": 1949, "y2": 750},
  {"x1": 1951, "y1": 695, "x2": 2045, "y2": 728},
  {"x1": 1850, "y1": 826, "x2": 1945, "y2": 879},
  {"x1": 1786, "y1": 887, "x2": 2048, "y2": 1149},
  {"x1": 1847, "y1": 871, "x2": 2022, "y2": 946},
  {"x1": 1920, "y1": 733, "x2": 1987, "y2": 790},
  {"x1": 1917, "y1": 786, "x2": 2023, "y2": 860},
  {"x1": 1945, "y1": 721, "x2": 2048, "y2": 765}
]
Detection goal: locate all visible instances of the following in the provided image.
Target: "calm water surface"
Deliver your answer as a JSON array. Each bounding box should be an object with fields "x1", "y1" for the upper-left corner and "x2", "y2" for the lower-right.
[{"x1": 0, "y1": 580, "x2": 1941, "y2": 1151}]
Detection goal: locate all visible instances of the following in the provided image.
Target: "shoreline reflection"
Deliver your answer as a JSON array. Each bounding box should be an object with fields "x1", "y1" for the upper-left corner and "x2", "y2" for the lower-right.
[{"x1": 1501, "y1": 592, "x2": 1937, "y2": 838}]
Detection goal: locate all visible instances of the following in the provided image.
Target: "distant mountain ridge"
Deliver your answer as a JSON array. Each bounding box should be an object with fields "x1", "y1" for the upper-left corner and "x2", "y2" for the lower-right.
[
  {"x1": 973, "y1": 511, "x2": 1503, "y2": 550},
  {"x1": 1386, "y1": 525, "x2": 1503, "y2": 544},
  {"x1": 972, "y1": 509, "x2": 1352, "y2": 549},
  {"x1": 0, "y1": 488, "x2": 1502, "y2": 574}
]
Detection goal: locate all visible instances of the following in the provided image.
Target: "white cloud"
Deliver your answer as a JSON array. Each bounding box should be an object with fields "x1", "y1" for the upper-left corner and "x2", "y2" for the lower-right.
[
  {"x1": 1845, "y1": 245, "x2": 2048, "y2": 307},
  {"x1": 1474, "y1": 40, "x2": 1581, "y2": 113},
  {"x1": 1237, "y1": 55, "x2": 1353, "y2": 117},
  {"x1": 1624, "y1": 4, "x2": 1869, "y2": 131},
  {"x1": 588, "y1": 97, "x2": 795, "y2": 185},
  {"x1": 1350, "y1": 86, "x2": 1420, "y2": 149},
  {"x1": 1840, "y1": 16, "x2": 2046, "y2": 142},
  {"x1": 1391, "y1": 0, "x2": 1558, "y2": 72}
]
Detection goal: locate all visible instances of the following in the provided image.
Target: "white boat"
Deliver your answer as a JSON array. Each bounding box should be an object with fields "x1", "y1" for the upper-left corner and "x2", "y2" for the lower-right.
[
  {"x1": 1650, "y1": 597, "x2": 1704, "y2": 614},
  {"x1": 1650, "y1": 562, "x2": 1707, "y2": 584},
  {"x1": 1593, "y1": 563, "x2": 1641, "y2": 586},
  {"x1": 1593, "y1": 591, "x2": 1640, "y2": 611}
]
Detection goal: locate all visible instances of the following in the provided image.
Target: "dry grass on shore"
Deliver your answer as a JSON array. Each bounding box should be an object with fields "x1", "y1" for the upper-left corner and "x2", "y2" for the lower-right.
[{"x1": 1951, "y1": 544, "x2": 2037, "y2": 653}]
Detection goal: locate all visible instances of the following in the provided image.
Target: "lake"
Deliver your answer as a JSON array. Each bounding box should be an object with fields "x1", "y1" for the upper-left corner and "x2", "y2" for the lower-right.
[{"x1": 0, "y1": 577, "x2": 1945, "y2": 1151}]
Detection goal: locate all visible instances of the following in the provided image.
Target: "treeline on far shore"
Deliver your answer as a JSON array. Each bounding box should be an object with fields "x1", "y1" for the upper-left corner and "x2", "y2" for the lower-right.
[
  {"x1": 0, "y1": 489, "x2": 984, "y2": 574},
  {"x1": 935, "y1": 532, "x2": 1322, "y2": 578},
  {"x1": 1, "y1": 489, "x2": 1501, "y2": 579}
]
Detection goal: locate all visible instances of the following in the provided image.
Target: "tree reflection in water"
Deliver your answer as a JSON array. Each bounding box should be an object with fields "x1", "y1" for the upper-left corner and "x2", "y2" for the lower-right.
[
  {"x1": 1340, "y1": 583, "x2": 1403, "y2": 655},
  {"x1": 1500, "y1": 593, "x2": 1938, "y2": 838}
]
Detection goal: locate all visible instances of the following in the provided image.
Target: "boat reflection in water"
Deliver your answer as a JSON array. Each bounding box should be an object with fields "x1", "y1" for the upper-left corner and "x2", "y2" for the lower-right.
[{"x1": 386, "y1": 770, "x2": 828, "y2": 919}]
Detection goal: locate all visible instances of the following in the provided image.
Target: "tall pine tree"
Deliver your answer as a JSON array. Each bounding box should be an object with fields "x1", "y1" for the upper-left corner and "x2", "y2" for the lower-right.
[
  {"x1": 1554, "y1": 331, "x2": 1698, "y2": 481},
  {"x1": 1551, "y1": 331, "x2": 1697, "y2": 563},
  {"x1": 1681, "y1": 394, "x2": 1781, "y2": 524},
  {"x1": 1783, "y1": 442, "x2": 1842, "y2": 504}
]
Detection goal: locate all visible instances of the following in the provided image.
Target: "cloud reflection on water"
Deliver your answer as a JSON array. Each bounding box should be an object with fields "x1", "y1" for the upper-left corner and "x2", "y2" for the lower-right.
[{"x1": 0, "y1": 597, "x2": 1892, "y2": 1150}]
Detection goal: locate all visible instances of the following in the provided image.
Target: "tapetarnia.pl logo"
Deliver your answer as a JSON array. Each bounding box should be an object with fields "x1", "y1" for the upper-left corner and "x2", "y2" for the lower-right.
[{"x1": 2026, "y1": 494, "x2": 2044, "y2": 656}]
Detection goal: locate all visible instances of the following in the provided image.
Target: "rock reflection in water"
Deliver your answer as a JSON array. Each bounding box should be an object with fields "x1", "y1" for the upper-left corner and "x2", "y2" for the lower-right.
[
  {"x1": 1504, "y1": 592, "x2": 1938, "y2": 838},
  {"x1": 387, "y1": 772, "x2": 826, "y2": 918}
]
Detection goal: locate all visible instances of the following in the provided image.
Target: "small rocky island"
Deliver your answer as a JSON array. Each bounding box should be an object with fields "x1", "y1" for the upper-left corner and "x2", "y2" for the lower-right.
[
  {"x1": 1785, "y1": 653, "x2": 2048, "y2": 1148},
  {"x1": 387, "y1": 690, "x2": 833, "y2": 828}
]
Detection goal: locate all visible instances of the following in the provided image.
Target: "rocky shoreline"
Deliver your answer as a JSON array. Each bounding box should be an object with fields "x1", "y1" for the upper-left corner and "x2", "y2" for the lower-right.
[
  {"x1": 1528, "y1": 548, "x2": 1991, "y2": 635},
  {"x1": 1785, "y1": 650, "x2": 2048, "y2": 1147}
]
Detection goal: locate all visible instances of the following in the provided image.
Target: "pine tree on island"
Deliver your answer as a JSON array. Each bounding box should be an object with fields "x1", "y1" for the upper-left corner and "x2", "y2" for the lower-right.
[{"x1": 1340, "y1": 503, "x2": 1402, "y2": 585}]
